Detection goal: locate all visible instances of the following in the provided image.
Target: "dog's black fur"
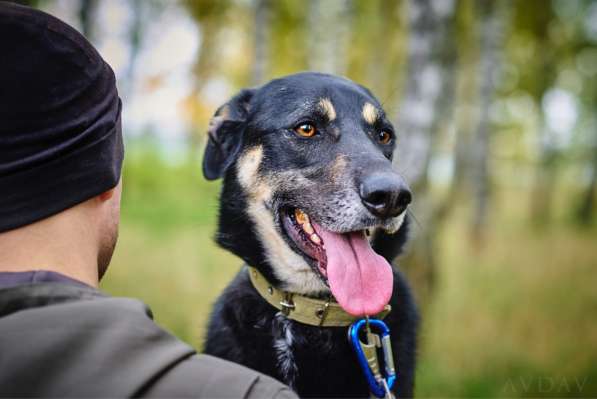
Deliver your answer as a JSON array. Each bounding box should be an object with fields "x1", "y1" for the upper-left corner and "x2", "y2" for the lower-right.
[{"x1": 202, "y1": 73, "x2": 418, "y2": 398}]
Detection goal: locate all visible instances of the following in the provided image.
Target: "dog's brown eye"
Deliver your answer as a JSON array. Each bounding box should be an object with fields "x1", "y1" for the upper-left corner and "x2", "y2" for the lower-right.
[
  {"x1": 295, "y1": 123, "x2": 317, "y2": 138},
  {"x1": 377, "y1": 130, "x2": 392, "y2": 144}
]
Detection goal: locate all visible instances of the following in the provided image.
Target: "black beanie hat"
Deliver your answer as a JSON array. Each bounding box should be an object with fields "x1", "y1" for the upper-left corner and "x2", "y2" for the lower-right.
[{"x1": 0, "y1": 2, "x2": 124, "y2": 233}]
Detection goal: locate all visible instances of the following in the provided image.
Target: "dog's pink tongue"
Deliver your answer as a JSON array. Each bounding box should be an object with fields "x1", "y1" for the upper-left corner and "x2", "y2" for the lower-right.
[{"x1": 315, "y1": 225, "x2": 393, "y2": 316}]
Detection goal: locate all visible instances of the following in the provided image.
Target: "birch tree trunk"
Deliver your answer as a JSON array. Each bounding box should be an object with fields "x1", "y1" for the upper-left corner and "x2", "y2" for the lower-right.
[
  {"x1": 184, "y1": 2, "x2": 230, "y2": 164},
  {"x1": 576, "y1": 116, "x2": 597, "y2": 225},
  {"x1": 470, "y1": 0, "x2": 508, "y2": 247},
  {"x1": 308, "y1": 0, "x2": 352, "y2": 75},
  {"x1": 126, "y1": 0, "x2": 144, "y2": 82},
  {"x1": 524, "y1": 4, "x2": 557, "y2": 226},
  {"x1": 433, "y1": 37, "x2": 476, "y2": 224},
  {"x1": 393, "y1": 0, "x2": 458, "y2": 303},
  {"x1": 252, "y1": 0, "x2": 270, "y2": 85},
  {"x1": 79, "y1": 0, "x2": 97, "y2": 41}
]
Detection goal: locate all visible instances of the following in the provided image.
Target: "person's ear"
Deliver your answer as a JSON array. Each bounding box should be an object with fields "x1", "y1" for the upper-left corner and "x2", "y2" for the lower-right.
[
  {"x1": 202, "y1": 89, "x2": 255, "y2": 181},
  {"x1": 97, "y1": 179, "x2": 122, "y2": 202},
  {"x1": 98, "y1": 188, "x2": 115, "y2": 201}
]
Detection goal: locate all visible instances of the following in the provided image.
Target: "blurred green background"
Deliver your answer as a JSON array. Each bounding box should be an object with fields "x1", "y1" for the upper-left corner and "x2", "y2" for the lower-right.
[{"x1": 17, "y1": 0, "x2": 597, "y2": 396}]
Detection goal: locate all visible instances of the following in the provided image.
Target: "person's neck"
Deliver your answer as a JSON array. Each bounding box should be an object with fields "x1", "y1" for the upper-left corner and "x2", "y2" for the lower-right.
[{"x1": 0, "y1": 206, "x2": 99, "y2": 288}]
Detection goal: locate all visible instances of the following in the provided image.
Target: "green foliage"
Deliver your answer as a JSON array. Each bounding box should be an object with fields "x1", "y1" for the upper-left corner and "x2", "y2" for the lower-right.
[
  {"x1": 268, "y1": 0, "x2": 309, "y2": 78},
  {"x1": 121, "y1": 142, "x2": 221, "y2": 230}
]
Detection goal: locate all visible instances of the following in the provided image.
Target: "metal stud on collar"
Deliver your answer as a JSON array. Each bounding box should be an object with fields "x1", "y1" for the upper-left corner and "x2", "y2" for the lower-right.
[
  {"x1": 315, "y1": 297, "x2": 332, "y2": 326},
  {"x1": 279, "y1": 293, "x2": 295, "y2": 315}
]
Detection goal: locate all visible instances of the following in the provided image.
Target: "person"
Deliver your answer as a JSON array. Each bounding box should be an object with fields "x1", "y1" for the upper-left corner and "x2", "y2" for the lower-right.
[{"x1": 0, "y1": 3, "x2": 296, "y2": 398}]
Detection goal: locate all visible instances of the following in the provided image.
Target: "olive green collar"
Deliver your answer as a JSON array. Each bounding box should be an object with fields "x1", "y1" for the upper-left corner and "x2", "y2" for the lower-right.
[{"x1": 247, "y1": 266, "x2": 391, "y2": 327}]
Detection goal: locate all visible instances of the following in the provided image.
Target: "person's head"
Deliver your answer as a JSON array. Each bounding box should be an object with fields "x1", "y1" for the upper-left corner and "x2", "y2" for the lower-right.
[{"x1": 0, "y1": 3, "x2": 124, "y2": 283}]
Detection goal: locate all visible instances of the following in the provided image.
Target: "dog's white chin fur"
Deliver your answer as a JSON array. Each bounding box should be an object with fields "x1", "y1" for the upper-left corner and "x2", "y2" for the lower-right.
[{"x1": 381, "y1": 211, "x2": 406, "y2": 235}]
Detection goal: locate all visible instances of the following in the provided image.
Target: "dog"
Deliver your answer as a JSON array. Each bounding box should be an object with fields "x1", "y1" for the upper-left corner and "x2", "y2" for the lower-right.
[{"x1": 202, "y1": 72, "x2": 418, "y2": 398}]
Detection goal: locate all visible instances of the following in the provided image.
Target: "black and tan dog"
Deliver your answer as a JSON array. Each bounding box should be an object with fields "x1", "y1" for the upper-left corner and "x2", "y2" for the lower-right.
[{"x1": 202, "y1": 72, "x2": 418, "y2": 398}]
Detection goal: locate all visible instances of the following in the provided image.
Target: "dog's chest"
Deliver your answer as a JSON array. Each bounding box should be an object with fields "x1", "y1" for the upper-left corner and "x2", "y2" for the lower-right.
[{"x1": 260, "y1": 313, "x2": 370, "y2": 396}]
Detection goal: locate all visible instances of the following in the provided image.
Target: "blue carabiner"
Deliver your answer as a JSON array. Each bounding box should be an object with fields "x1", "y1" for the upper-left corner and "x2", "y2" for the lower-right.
[{"x1": 348, "y1": 318, "x2": 396, "y2": 398}]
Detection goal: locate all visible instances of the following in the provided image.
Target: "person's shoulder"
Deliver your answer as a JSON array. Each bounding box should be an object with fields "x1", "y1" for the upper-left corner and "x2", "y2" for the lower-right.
[
  {"x1": 0, "y1": 286, "x2": 192, "y2": 396},
  {"x1": 142, "y1": 353, "x2": 297, "y2": 398},
  {"x1": 0, "y1": 284, "x2": 297, "y2": 398},
  {"x1": 78, "y1": 294, "x2": 298, "y2": 398}
]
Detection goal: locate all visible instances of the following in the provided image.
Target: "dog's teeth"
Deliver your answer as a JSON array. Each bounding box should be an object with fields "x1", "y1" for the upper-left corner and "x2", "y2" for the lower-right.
[
  {"x1": 310, "y1": 233, "x2": 321, "y2": 244},
  {"x1": 294, "y1": 208, "x2": 310, "y2": 225},
  {"x1": 294, "y1": 208, "x2": 319, "y2": 243},
  {"x1": 302, "y1": 222, "x2": 314, "y2": 235}
]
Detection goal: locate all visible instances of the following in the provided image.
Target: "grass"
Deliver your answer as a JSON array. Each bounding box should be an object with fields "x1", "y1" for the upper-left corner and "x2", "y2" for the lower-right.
[
  {"x1": 100, "y1": 154, "x2": 597, "y2": 397},
  {"x1": 414, "y1": 205, "x2": 597, "y2": 397}
]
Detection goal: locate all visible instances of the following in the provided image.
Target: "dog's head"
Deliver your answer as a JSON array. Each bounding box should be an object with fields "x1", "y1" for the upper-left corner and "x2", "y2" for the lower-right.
[{"x1": 203, "y1": 72, "x2": 411, "y2": 316}]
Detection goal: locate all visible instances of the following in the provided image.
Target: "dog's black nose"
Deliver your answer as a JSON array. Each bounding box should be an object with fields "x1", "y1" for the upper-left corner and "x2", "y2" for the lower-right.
[{"x1": 359, "y1": 173, "x2": 412, "y2": 219}]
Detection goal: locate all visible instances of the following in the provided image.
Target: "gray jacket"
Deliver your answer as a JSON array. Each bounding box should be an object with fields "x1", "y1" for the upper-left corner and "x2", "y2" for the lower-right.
[{"x1": 0, "y1": 281, "x2": 296, "y2": 398}]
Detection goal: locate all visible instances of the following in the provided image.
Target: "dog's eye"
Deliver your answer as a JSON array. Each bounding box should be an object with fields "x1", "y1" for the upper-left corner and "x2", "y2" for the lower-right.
[
  {"x1": 377, "y1": 130, "x2": 392, "y2": 145},
  {"x1": 294, "y1": 123, "x2": 317, "y2": 138}
]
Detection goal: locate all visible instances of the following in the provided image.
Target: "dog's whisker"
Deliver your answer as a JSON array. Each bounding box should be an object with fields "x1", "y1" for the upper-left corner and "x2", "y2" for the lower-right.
[{"x1": 406, "y1": 208, "x2": 422, "y2": 232}]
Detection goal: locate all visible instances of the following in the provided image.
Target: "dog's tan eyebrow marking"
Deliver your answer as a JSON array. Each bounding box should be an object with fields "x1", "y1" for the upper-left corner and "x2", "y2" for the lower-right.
[
  {"x1": 362, "y1": 102, "x2": 379, "y2": 125},
  {"x1": 318, "y1": 98, "x2": 336, "y2": 121}
]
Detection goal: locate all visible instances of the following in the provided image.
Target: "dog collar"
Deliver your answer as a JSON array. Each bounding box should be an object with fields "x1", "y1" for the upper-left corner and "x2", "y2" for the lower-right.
[{"x1": 247, "y1": 265, "x2": 391, "y2": 327}]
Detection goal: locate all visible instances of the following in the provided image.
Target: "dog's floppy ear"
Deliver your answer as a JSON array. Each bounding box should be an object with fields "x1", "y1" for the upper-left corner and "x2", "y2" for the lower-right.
[{"x1": 203, "y1": 89, "x2": 255, "y2": 180}]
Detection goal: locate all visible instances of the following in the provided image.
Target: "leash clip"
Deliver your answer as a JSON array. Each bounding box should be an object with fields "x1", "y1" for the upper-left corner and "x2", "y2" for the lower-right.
[{"x1": 348, "y1": 318, "x2": 396, "y2": 398}]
